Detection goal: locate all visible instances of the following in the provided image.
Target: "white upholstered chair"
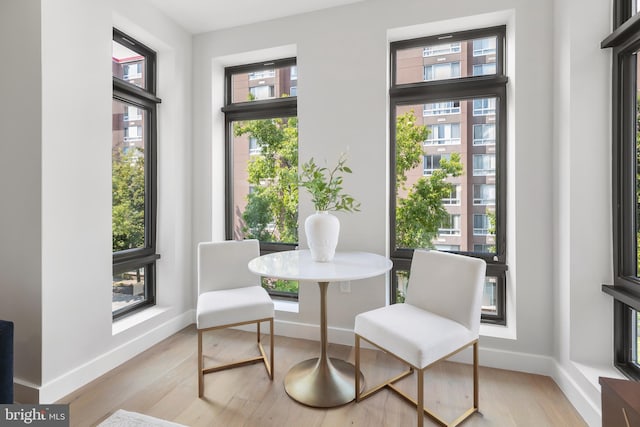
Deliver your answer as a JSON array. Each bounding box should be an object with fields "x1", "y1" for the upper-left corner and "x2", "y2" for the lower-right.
[
  {"x1": 354, "y1": 250, "x2": 486, "y2": 427},
  {"x1": 196, "y1": 239, "x2": 274, "y2": 398}
]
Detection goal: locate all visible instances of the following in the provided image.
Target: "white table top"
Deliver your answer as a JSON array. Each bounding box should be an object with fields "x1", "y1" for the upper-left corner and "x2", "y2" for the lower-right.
[{"x1": 248, "y1": 250, "x2": 393, "y2": 282}]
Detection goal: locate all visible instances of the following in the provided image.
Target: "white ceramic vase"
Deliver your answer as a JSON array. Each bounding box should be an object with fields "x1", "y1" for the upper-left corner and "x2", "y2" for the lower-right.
[{"x1": 305, "y1": 211, "x2": 340, "y2": 262}]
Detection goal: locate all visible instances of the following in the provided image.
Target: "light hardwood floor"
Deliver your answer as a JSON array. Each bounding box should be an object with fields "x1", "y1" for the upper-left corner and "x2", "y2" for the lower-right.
[{"x1": 58, "y1": 325, "x2": 587, "y2": 426}]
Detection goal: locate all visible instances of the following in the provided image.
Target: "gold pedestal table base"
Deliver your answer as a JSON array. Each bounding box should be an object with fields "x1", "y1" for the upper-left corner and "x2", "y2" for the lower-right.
[{"x1": 284, "y1": 357, "x2": 364, "y2": 407}]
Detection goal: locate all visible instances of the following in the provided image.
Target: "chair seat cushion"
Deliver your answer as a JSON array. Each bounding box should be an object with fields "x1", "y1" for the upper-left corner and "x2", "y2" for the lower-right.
[
  {"x1": 355, "y1": 303, "x2": 476, "y2": 369},
  {"x1": 197, "y1": 286, "x2": 274, "y2": 330}
]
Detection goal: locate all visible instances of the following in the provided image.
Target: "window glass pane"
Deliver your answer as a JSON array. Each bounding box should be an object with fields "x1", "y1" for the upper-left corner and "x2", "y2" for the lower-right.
[
  {"x1": 230, "y1": 117, "x2": 298, "y2": 244},
  {"x1": 395, "y1": 36, "x2": 496, "y2": 85},
  {"x1": 112, "y1": 99, "x2": 147, "y2": 252},
  {"x1": 482, "y1": 276, "x2": 498, "y2": 316},
  {"x1": 112, "y1": 40, "x2": 147, "y2": 89},
  {"x1": 231, "y1": 63, "x2": 297, "y2": 103},
  {"x1": 395, "y1": 99, "x2": 498, "y2": 255},
  {"x1": 112, "y1": 267, "x2": 146, "y2": 314}
]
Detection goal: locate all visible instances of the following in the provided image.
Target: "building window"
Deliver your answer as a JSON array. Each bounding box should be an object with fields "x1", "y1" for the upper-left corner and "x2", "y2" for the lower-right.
[
  {"x1": 438, "y1": 214, "x2": 461, "y2": 236},
  {"x1": 473, "y1": 97, "x2": 496, "y2": 116},
  {"x1": 473, "y1": 37, "x2": 497, "y2": 56},
  {"x1": 391, "y1": 26, "x2": 507, "y2": 324},
  {"x1": 434, "y1": 244, "x2": 461, "y2": 251},
  {"x1": 602, "y1": 0, "x2": 640, "y2": 380},
  {"x1": 473, "y1": 184, "x2": 496, "y2": 205},
  {"x1": 442, "y1": 184, "x2": 462, "y2": 205},
  {"x1": 249, "y1": 85, "x2": 275, "y2": 100},
  {"x1": 423, "y1": 42, "x2": 461, "y2": 56},
  {"x1": 424, "y1": 62, "x2": 461, "y2": 81},
  {"x1": 111, "y1": 29, "x2": 161, "y2": 319},
  {"x1": 474, "y1": 244, "x2": 494, "y2": 253},
  {"x1": 473, "y1": 214, "x2": 493, "y2": 235},
  {"x1": 223, "y1": 58, "x2": 299, "y2": 299},
  {"x1": 425, "y1": 123, "x2": 461, "y2": 145},
  {"x1": 473, "y1": 123, "x2": 496, "y2": 145},
  {"x1": 248, "y1": 69, "x2": 276, "y2": 80},
  {"x1": 423, "y1": 101, "x2": 461, "y2": 116},
  {"x1": 473, "y1": 154, "x2": 496, "y2": 176},
  {"x1": 423, "y1": 154, "x2": 450, "y2": 176},
  {"x1": 248, "y1": 137, "x2": 262, "y2": 155},
  {"x1": 473, "y1": 63, "x2": 497, "y2": 76}
]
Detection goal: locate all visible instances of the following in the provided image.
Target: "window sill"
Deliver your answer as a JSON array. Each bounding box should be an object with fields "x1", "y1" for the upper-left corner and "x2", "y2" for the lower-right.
[
  {"x1": 112, "y1": 305, "x2": 172, "y2": 336},
  {"x1": 480, "y1": 321, "x2": 516, "y2": 340},
  {"x1": 274, "y1": 298, "x2": 299, "y2": 314}
]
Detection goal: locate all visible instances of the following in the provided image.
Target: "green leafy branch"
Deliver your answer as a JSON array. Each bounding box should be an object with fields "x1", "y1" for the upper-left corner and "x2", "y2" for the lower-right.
[{"x1": 298, "y1": 153, "x2": 361, "y2": 213}]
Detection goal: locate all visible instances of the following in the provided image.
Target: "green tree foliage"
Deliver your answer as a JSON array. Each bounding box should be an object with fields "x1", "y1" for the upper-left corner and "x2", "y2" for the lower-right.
[
  {"x1": 235, "y1": 117, "x2": 299, "y2": 243},
  {"x1": 396, "y1": 111, "x2": 429, "y2": 190},
  {"x1": 112, "y1": 147, "x2": 145, "y2": 252},
  {"x1": 395, "y1": 110, "x2": 463, "y2": 249}
]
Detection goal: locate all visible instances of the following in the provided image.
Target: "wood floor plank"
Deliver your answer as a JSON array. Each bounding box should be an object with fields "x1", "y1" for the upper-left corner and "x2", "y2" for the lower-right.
[{"x1": 57, "y1": 325, "x2": 586, "y2": 427}]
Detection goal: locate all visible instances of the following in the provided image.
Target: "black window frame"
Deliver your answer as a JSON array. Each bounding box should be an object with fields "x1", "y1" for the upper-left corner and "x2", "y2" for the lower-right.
[
  {"x1": 602, "y1": 1, "x2": 640, "y2": 380},
  {"x1": 112, "y1": 28, "x2": 161, "y2": 319},
  {"x1": 389, "y1": 26, "x2": 508, "y2": 325},
  {"x1": 222, "y1": 57, "x2": 298, "y2": 300}
]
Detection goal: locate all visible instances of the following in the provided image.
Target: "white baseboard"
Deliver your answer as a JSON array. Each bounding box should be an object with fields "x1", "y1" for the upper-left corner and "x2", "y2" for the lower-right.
[
  {"x1": 16, "y1": 309, "x2": 195, "y2": 404},
  {"x1": 551, "y1": 362, "x2": 601, "y2": 427}
]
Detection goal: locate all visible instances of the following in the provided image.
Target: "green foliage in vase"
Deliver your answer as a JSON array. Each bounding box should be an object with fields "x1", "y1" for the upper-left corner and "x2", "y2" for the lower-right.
[{"x1": 298, "y1": 153, "x2": 361, "y2": 213}]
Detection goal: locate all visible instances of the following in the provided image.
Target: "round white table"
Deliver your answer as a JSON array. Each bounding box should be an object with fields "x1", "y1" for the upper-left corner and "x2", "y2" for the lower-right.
[{"x1": 248, "y1": 250, "x2": 392, "y2": 408}]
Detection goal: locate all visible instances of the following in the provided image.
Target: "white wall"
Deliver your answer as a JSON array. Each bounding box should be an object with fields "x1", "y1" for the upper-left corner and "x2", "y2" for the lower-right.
[
  {"x1": 0, "y1": 0, "x2": 194, "y2": 403},
  {"x1": 0, "y1": 0, "x2": 43, "y2": 401}
]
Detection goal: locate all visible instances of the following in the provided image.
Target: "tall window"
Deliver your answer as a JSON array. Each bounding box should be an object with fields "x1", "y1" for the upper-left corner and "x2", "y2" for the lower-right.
[
  {"x1": 223, "y1": 58, "x2": 299, "y2": 299},
  {"x1": 111, "y1": 29, "x2": 161, "y2": 319},
  {"x1": 602, "y1": 0, "x2": 640, "y2": 379},
  {"x1": 391, "y1": 26, "x2": 507, "y2": 324}
]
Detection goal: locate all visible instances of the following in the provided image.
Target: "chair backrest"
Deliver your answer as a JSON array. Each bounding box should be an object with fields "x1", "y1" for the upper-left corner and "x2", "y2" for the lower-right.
[
  {"x1": 405, "y1": 250, "x2": 486, "y2": 334},
  {"x1": 197, "y1": 239, "x2": 260, "y2": 295}
]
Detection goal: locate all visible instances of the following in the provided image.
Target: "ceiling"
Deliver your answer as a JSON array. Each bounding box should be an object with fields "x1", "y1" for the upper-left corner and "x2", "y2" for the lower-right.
[{"x1": 146, "y1": 0, "x2": 366, "y2": 34}]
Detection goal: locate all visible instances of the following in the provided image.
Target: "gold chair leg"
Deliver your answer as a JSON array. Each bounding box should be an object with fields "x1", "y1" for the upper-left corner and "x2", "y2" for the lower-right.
[
  {"x1": 355, "y1": 334, "x2": 361, "y2": 402},
  {"x1": 417, "y1": 368, "x2": 424, "y2": 427},
  {"x1": 269, "y1": 318, "x2": 274, "y2": 380},
  {"x1": 256, "y1": 318, "x2": 274, "y2": 380},
  {"x1": 473, "y1": 340, "x2": 478, "y2": 409},
  {"x1": 198, "y1": 329, "x2": 203, "y2": 398}
]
